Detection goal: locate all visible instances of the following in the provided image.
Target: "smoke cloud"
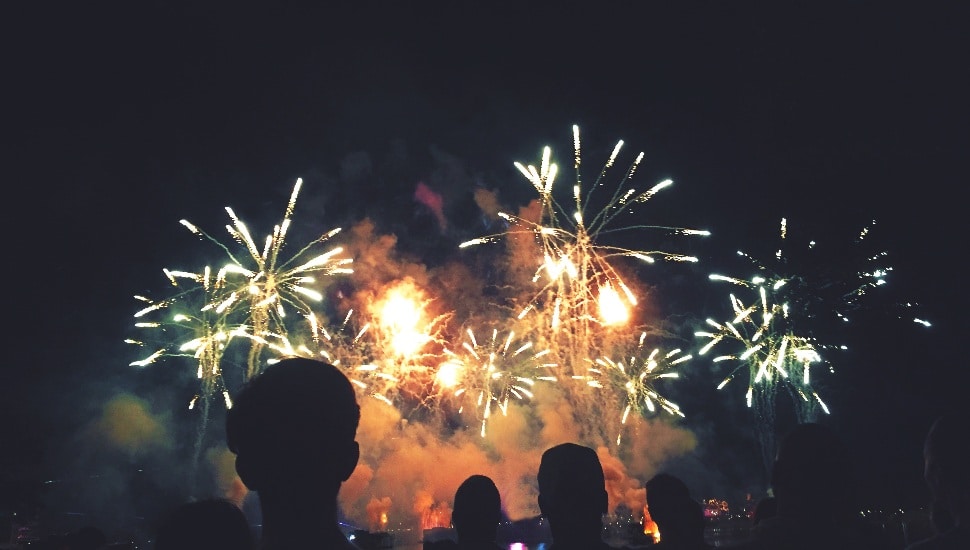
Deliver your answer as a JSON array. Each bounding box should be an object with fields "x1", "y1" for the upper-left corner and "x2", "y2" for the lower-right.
[{"x1": 87, "y1": 393, "x2": 173, "y2": 456}]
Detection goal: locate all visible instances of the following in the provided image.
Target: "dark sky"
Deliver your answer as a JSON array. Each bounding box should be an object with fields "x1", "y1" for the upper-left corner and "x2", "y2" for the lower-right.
[{"x1": 5, "y1": 0, "x2": 968, "y2": 527}]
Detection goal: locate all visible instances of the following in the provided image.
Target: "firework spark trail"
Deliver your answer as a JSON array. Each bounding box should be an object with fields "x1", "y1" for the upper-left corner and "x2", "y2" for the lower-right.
[
  {"x1": 259, "y1": 308, "x2": 402, "y2": 407},
  {"x1": 695, "y1": 275, "x2": 826, "y2": 410},
  {"x1": 692, "y1": 217, "x2": 925, "y2": 475},
  {"x1": 586, "y1": 331, "x2": 689, "y2": 446},
  {"x1": 127, "y1": 266, "x2": 250, "y2": 488},
  {"x1": 695, "y1": 217, "x2": 924, "y2": 414},
  {"x1": 461, "y1": 126, "x2": 710, "y2": 380},
  {"x1": 177, "y1": 177, "x2": 353, "y2": 379},
  {"x1": 694, "y1": 220, "x2": 829, "y2": 414},
  {"x1": 128, "y1": 178, "x2": 355, "y2": 494},
  {"x1": 694, "y1": 271, "x2": 825, "y2": 471},
  {"x1": 437, "y1": 326, "x2": 557, "y2": 437},
  {"x1": 129, "y1": 266, "x2": 242, "y2": 411}
]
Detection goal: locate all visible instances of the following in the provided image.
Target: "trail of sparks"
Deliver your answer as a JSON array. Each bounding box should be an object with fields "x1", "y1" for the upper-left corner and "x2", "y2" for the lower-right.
[
  {"x1": 695, "y1": 274, "x2": 828, "y2": 414},
  {"x1": 461, "y1": 126, "x2": 709, "y2": 374},
  {"x1": 586, "y1": 331, "x2": 689, "y2": 445},
  {"x1": 128, "y1": 266, "x2": 244, "y2": 410},
  {"x1": 694, "y1": 218, "x2": 865, "y2": 420},
  {"x1": 438, "y1": 326, "x2": 557, "y2": 437},
  {"x1": 128, "y1": 177, "x2": 355, "y2": 435},
  {"x1": 261, "y1": 308, "x2": 402, "y2": 406},
  {"x1": 177, "y1": 178, "x2": 353, "y2": 379}
]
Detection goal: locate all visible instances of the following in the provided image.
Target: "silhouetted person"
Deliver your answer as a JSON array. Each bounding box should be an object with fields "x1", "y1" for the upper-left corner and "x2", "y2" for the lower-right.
[
  {"x1": 452, "y1": 475, "x2": 504, "y2": 550},
  {"x1": 906, "y1": 412, "x2": 969, "y2": 549},
  {"x1": 155, "y1": 497, "x2": 255, "y2": 550},
  {"x1": 749, "y1": 496, "x2": 775, "y2": 528},
  {"x1": 645, "y1": 473, "x2": 711, "y2": 550},
  {"x1": 537, "y1": 443, "x2": 616, "y2": 550},
  {"x1": 226, "y1": 358, "x2": 361, "y2": 550},
  {"x1": 730, "y1": 422, "x2": 887, "y2": 550}
]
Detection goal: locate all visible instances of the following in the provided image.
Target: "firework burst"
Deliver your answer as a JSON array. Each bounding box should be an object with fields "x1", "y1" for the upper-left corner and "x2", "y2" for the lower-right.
[
  {"x1": 357, "y1": 278, "x2": 452, "y2": 411},
  {"x1": 586, "y1": 331, "x2": 689, "y2": 445},
  {"x1": 177, "y1": 177, "x2": 353, "y2": 378},
  {"x1": 695, "y1": 217, "x2": 918, "y2": 418},
  {"x1": 127, "y1": 178, "x2": 356, "y2": 489},
  {"x1": 261, "y1": 308, "x2": 402, "y2": 407},
  {"x1": 126, "y1": 266, "x2": 252, "y2": 487},
  {"x1": 462, "y1": 126, "x2": 709, "y2": 374},
  {"x1": 128, "y1": 266, "x2": 243, "y2": 411},
  {"x1": 693, "y1": 217, "x2": 925, "y2": 475},
  {"x1": 696, "y1": 274, "x2": 828, "y2": 411},
  {"x1": 437, "y1": 326, "x2": 557, "y2": 437}
]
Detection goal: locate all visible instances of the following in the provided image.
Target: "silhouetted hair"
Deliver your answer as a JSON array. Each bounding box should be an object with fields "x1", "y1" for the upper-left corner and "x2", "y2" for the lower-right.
[
  {"x1": 538, "y1": 443, "x2": 606, "y2": 514},
  {"x1": 225, "y1": 357, "x2": 360, "y2": 485},
  {"x1": 645, "y1": 473, "x2": 691, "y2": 529},
  {"x1": 665, "y1": 497, "x2": 705, "y2": 539},
  {"x1": 751, "y1": 496, "x2": 777, "y2": 526},
  {"x1": 155, "y1": 498, "x2": 254, "y2": 550},
  {"x1": 770, "y1": 422, "x2": 851, "y2": 502},
  {"x1": 452, "y1": 474, "x2": 502, "y2": 542}
]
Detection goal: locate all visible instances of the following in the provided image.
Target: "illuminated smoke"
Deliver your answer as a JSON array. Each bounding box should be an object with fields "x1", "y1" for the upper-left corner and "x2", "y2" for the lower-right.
[
  {"x1": 414, "y1": 182, "x2": 448, "y2": 233},
  {"x1": 88, "y1": 394, "x2": 173, "y2": 456}
]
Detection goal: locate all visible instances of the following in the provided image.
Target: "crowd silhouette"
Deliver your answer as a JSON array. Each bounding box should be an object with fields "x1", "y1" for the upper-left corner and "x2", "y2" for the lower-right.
[
  {"x1": 165, "y1": 362, "x2": 968, "y2": 550},
  {"x1": 13, "y1": 359, "x2": 961, "y2": 550}
]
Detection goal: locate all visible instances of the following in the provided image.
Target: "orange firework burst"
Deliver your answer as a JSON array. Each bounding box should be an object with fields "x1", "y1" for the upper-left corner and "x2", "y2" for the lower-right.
[{"x1": 361, "y1": 278, "x2": 451, "y2": 406}]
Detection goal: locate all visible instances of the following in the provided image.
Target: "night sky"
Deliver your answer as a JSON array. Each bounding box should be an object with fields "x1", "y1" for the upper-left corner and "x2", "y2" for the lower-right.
[{"x1": 5, "y1": 0, "x2": 968, "y2": 532}]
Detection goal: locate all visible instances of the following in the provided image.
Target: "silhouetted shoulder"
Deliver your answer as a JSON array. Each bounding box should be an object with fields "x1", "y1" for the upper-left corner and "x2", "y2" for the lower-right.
[
  {"x1": 155, "y1": 497, "x2": 254, "y2": 550},
  {"x1": 906, "y1": 525, "x2": 969, "y2": 549}
]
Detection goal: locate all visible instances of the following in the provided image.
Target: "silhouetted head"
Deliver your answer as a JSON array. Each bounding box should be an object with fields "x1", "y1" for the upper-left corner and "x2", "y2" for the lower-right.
[
  {"x1": 155, "y1": 498, "x2": 254, "y2": 550},
  {"x1": 770, "y1": 423, "x2": 852, "y2": 512},
  {"x1": 751, "y1": 495, "x2": 777, "y2": 526},
  {"x1": 537, "y1": 443, "x2": 608, "y2": 536},
  {"x1": 645, "y1": 473, "x2": 693, "y2": 535},
  {"x1": 659, "y1": 497, "x2": 705, "y2": 543},
  {"x1": 225, "y1": 358, "x2": 361, "y2": 496},
  {"x1": 452, "y1": 474, "x2": 502, "y2": 543},
  {"x1": 923, "y1": 412, "x2": 969, "y2": 521}
]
